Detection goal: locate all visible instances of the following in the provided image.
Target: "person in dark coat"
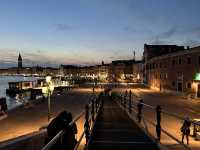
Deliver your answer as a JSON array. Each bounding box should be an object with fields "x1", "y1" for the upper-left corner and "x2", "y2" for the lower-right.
[
  {"x1": 181, "y1": 117, "x2": 191, "y2": 145},
  {"x1": 61, "y1": 113, "x2": 77, "y2": 150},
  {"x1": 45, "y1": 111, "x2": 70, "y2": 150}
]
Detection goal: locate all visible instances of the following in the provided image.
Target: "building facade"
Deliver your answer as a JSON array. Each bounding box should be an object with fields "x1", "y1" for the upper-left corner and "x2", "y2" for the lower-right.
[{"x1": 145, "y1": 44, "x2": 200, "y2": 98}]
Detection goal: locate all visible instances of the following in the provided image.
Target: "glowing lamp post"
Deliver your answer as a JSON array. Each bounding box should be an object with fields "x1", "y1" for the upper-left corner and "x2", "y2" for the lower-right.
[{"x1": 42, "y1": 76, "x2": 54, "y2": 121}]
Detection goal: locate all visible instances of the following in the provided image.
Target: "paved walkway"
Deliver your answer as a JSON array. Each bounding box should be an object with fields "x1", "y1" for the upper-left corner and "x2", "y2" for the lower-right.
[
  {"x1": 0, "y1": 88, "x2": 93, "y2": 142},
  {"x1": 88, "y1": 95, "x2": 159, "y2": 150}
]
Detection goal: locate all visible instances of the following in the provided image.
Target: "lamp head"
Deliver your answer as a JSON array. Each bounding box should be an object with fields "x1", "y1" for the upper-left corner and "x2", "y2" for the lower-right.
[{"x1": 46, "y1": 76, "x2": 51, "y2": 83}]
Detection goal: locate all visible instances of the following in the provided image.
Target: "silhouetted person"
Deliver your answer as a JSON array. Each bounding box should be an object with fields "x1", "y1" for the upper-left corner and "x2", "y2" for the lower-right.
[
  {"x1": 45, "y1": 111, "x2": 70, "y2": 150},
  {"x1": 181, "y1": 117, "x2": 191, "y2": 144},
  {"x1": 61, "y1": 113, "x2": 77, "y2": 150},
  {"x1": 92, "y1": 87, "x2": 95, "y2": 94},
  {"x1": 0, "y1": 98, "x2": 7, "y2": 115}
]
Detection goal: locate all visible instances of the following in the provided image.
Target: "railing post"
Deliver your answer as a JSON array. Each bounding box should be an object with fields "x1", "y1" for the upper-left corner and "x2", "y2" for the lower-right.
[
  {"x1": 121, "y1": 95, "x2": 123, "y2": 105},
  {"x1": 137, "y1": 99, "x2": 143, "y2": 123},
  {"x1": 124, "y1": 90, "x2": 127, "y2": 109},
  {"x1": 91, "y1": 99, "x2": 95, "y2": 122},
  {"x1": 129, "y1": 90, "x2": 132, "y2": 113},
  {"x1": 84, "y1": 104, "x2": 90, "y2": 146},
  {"x1": 156, "y1": 105, "x2": 162, "y2": 141},
  {"x1": 95, "y1": 98, "x2": 98, "y2": 113}
]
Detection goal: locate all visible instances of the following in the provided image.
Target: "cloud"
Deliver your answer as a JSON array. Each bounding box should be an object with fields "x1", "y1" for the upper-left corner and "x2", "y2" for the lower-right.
[
  {"x1": 123, "y1": 26, "x2": 152, "y2": 34},
  {"x1": 156, "y1": 27, "x2": 178, "y2": 39},
  {"x1": 155, "y1": 26, "x2": 200, "y2": 40},
  {"x1": 182, "y1": 39, "x2": 200, "y2": 47},
  {"x1": 187, "y1": 26, "x2": 200, "y2": 37},
  {"x1": 123, "y1": 26, "x2": 137, "y2": 33},
  {"x1": 53, "y1": 23, "x2": 73, "y2": 31}
]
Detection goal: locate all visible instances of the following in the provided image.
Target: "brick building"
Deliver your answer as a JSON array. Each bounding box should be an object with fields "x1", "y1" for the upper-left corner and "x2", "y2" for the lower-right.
[{"x1": 144, "y1": 44, "x2": 200, "y2": 98}]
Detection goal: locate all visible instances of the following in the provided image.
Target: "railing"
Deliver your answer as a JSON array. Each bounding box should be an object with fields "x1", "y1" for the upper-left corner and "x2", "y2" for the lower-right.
[
  {"x1": 112, "y1": 90, "x2": 195, "y2": 150},
  {"x1": 41, "y1": 92, "x2": 103, "y2": 150}
]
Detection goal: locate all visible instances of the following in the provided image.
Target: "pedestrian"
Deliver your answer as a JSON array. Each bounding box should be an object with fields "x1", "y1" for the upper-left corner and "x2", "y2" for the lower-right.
[
  {"x1": 92, "y1": 87, "x2": 95, "y2": 94},
  {"x1": 181, "y1": 117, "x2": 191, "y2": 145}
]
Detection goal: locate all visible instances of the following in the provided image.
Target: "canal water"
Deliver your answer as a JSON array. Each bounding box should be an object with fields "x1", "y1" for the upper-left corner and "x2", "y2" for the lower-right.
[{"x1": 0, "y1": 75, "x2": 40, "y2": 110}]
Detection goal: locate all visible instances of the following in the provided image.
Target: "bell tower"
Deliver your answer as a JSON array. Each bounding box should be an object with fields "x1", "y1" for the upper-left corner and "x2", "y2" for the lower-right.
[{"x1": 18, "y1": 53, "x2": 22, "y2": 68}]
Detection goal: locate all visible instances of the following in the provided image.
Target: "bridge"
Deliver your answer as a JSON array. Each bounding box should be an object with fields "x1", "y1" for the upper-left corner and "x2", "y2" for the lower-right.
[
  {"x1": 87, "y1": 94, "x2": 159, "y2": 150},
  {"x1": 0, "y1": 89, "x2": 193, "y2": 150}
]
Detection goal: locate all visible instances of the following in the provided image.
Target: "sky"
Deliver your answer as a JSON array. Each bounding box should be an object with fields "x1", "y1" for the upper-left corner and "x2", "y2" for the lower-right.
[{"x1": 0, "y1": 0, "x2": 200, "y2": 68}]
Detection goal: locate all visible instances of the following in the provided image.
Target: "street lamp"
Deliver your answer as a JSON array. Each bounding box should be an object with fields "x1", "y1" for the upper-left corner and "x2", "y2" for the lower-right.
[{"x1": 42, "y1": 76, "x2": 54, "y2": 121}]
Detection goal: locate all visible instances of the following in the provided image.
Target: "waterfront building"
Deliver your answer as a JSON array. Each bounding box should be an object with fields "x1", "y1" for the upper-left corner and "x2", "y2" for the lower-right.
[{"x1": 144, "y1": 44, "x2": 200, "y2": 98}]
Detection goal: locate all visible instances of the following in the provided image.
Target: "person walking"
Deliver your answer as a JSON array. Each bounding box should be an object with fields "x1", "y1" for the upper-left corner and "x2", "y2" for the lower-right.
[{"x1": 181, "y1": 117, "x2": 191, "y2": 145}]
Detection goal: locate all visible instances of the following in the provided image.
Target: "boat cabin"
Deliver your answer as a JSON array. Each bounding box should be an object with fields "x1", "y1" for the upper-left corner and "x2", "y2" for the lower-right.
[{"x1": 8, "y1": 81, "x2": 34, "y2": 90}]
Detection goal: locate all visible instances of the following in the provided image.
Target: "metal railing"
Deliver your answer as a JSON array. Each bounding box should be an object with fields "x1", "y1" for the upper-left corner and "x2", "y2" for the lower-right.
[
  {"x1": 113, "y1": 90, "x2": 194, "y2": 150},
  {"x1": 41, "y1": 92, "x2": 103, "y2": 150}
]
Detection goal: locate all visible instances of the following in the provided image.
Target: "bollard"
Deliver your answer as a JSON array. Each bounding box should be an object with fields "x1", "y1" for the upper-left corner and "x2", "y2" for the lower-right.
[
  {"x1": 84, "y1": 104, "x2": 90, "y2": 146},
  {"x1": 137, "y1": 99, "x2": 143, "y2": 123},
  {"x1": 156, "y1": 105, "x2": 162, "y2": 141},
  {"x1": 129, "y1": 90, "x2": 132, "y2": 113},
  {"x1": 91, "y1": 99, "x2": 95, "y2": 122}
]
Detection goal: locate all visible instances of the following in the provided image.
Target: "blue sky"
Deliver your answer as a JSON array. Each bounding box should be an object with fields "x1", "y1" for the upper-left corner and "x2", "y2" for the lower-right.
[{"x1": 0, "y1": 0, "x2": 200, "y2": 68}]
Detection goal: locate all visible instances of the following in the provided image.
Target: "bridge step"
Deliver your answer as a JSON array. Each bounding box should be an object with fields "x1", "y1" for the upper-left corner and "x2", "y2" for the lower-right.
[{"x1": 88, "y1": 95, "x2": 159, "y2": 150}]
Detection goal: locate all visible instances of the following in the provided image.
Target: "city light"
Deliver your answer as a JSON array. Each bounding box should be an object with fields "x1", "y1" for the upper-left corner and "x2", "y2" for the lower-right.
[{"x1": 194, "y1": 73, "x2": 200, "y2": 81}]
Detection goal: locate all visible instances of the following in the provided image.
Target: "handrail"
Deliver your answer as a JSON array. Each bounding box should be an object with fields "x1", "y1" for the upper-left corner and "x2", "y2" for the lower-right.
[
  {"x1": 143, "y1": 117, "x2": 189, "y2": 149},
  {"x1": 42, "y1": 92, "x2": 103, "y2": 150},
  {"x1": 117, "y1": 93, "x2": 188, "y2": 122},
  {"x1": 114, "y1": 91, "x2": 191, "y2": 150},
  {"x1": 41, "y1": 110, "x2": 85, "y2": 150}
]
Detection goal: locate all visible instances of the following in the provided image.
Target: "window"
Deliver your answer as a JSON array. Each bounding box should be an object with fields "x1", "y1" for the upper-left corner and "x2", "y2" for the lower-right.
[
  {"x1": 187, "y1": 82, "x2": 191, "y2": 89},
  {"x1": 187, "y1": 57, "x2": 191, "y2": 64},
  {"x1": 164, "y1": 62, "x2": 167, "y2": 68},
  {"x1": 172, "y1": 59, "x2": 175, "y2": 66},
  {"x1": 160, "y1": 63, "x2": 162, "y2": 68},
  {"x1": 179, "y1": 58, "x2": 182, "y2": 64},
  {"x1": 172, "y1": 81, "x2": 176, "y2": 87},
  {"x1": 198, "y1": 56, "x2": 200, "y2": 65},
  {"x1": 160, "y1": 74, "x2": 162, "y2": 79}
]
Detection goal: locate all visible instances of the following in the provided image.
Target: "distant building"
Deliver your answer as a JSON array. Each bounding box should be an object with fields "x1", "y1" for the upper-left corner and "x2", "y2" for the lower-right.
[
  {"x1": 18, "y1": 53, "x2": 22, "y2": 69},
  {"x1": 132, "y1": 60, "x2": 144, "y2": 83}
]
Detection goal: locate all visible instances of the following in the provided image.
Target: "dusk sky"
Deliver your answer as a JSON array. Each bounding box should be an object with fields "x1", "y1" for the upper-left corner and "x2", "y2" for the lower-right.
[{"x1": 0, "y1": 0, "x2": 200, "y2": 68}]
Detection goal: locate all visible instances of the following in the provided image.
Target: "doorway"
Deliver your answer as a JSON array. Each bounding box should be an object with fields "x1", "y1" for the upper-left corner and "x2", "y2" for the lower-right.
[
  {"x1": 177, "y1": 82, "x2": 183, "y2": 92},
  {"x1": 197, "y1": 84, "x2": 200, "y2": 98}
]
